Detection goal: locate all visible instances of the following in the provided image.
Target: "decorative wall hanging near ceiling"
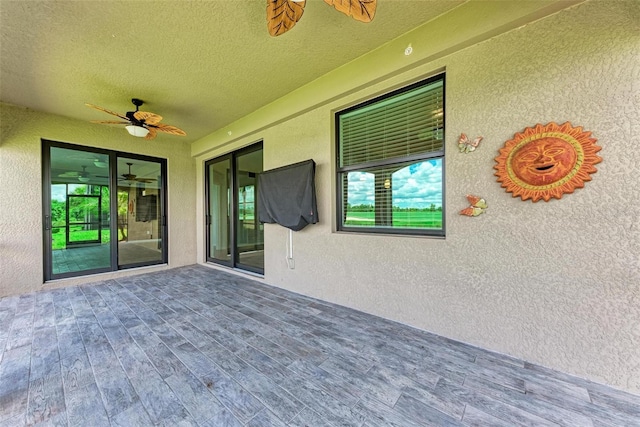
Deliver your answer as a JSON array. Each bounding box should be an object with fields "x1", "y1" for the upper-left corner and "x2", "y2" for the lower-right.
[
  {"x1": 494, "y1": 122, "x2": 601, "y2": 202},
  {"x1": 267, "y1": 0, "x2": 376, "y2": 37},
  {"x1": 458, "y1": 133, "x2": 483, "y2": 153},
  {"x1": 460, "y1": 194, "x2": 487, "y2": 217}
]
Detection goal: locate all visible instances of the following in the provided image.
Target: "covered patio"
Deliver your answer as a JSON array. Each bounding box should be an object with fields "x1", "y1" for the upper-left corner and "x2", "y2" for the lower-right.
[{"x1": 2, "y1": 265, "x2": 638, "y2": 426}]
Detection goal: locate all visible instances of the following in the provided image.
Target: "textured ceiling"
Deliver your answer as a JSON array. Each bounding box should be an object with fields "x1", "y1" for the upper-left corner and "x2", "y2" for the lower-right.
[{"x1": 0, "y1": 0, "x2": 465, "y2": 144}]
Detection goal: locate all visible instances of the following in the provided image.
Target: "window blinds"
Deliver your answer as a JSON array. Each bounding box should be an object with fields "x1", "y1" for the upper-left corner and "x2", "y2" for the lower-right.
[{"x1": 338, "y1": 78, "x2": 444, "y2": 168}]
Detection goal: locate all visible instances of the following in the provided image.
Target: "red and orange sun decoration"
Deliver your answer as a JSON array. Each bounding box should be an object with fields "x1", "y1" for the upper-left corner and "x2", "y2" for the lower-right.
[{"x1": 494, "y1": 122, "x2": 602, "y2": 202}]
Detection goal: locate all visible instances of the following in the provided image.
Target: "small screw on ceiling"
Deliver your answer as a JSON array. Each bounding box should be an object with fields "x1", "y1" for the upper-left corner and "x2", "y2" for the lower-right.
[{"x1": 404, "y1": 44, "x2": 413, "y2": 56}]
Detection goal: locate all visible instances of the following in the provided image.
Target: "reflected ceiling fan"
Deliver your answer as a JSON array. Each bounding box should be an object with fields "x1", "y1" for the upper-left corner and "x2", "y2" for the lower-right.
[
  {"x1": 58, "y1": 165, "x2": 92, "y2": 182},
  {"x1": 267, "y1": 0, "x2": 377, "y2": 37},
  {"x1": 86, "y1": 98, "x2": 186, "y2": 140},
  {"x1": 120, "y1": 163, "x2": 156, "y2": 184}
]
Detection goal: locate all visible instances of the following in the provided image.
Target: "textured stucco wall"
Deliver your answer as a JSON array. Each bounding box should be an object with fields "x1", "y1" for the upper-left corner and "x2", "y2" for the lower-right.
[
  {"x1": 0, "y1": 104, "x2": 197, "y2": 297},
  {"x1": 197, "y1": 1, "x2": 640, "y2": 393}
]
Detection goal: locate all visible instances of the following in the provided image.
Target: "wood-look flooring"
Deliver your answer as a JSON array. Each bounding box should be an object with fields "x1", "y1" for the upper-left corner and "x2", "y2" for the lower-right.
[{"x1": 1, "y1": 265, "x2": 638, "y2": 426}]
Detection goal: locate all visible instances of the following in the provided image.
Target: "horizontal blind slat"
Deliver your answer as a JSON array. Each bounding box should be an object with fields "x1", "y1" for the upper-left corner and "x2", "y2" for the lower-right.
[{"x1": 339, "y1": 78, "x2": 444, "y2": 167}]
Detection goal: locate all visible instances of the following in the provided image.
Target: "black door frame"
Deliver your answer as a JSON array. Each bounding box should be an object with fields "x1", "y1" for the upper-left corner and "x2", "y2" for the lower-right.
[
  {"x1": 205, "y1": 141, "x2": 263, "y2": 275},
  {"x1": 42, "y1": 140, "x2": 168, "y2": 281}
]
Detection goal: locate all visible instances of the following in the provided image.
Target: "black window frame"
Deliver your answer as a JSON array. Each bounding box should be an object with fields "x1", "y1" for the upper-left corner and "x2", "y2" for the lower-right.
[{"x1": 335, "y1": 74, "x2": 446, "y2": 237}]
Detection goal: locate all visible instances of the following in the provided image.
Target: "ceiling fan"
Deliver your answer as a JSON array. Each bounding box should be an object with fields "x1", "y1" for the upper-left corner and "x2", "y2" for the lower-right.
[
  {"x1": 267, "y1": 0, "x2": 377, "y2": 37},
  {"x1": 86, "y1": 98, "x2": 186, "y2": 140},
  {"x1": 120, "y1": 163, "x2": 156, "y2": 183}
]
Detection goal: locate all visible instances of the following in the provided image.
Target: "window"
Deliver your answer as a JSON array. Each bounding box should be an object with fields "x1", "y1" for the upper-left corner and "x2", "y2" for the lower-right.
[{"x1": 336, "y1": 74, "x2": 445, "y2": 236}]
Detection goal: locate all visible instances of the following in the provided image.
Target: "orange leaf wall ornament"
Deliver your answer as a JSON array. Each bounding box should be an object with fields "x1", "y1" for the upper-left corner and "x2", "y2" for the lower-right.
[
  {"x1": 267, "y1": 0, "x2": 376, "y2": 37},
  {"x1": 267, "y1": 0, "x2": 306, "y2": 37},
  {"x1": 323, "y1": 0, "x2": 377, "y2": 23}
]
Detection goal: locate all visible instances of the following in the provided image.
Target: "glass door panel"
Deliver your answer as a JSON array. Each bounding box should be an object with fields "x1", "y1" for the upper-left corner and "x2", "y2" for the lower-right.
[
  {"x1": 67, "y1": 194, "x2": 101, "y2": 245},
  {"x1": 235, "y1": 148, "x2": 264, "y2": 272},
  {"x1": 48, "y1": 146, "x2": 111, "y2": 277},
  {"x1": 117, "y1": 157, "x2": 163, "y2": 268},
  {"x1": 207, "y1": 157, "x2": 232, "y2": 265},
  {"x1": 205, "y1": 143, "x2": 263, "y2": 274},
  {"x1": 44, "y1": 141, "x2": 167, "y2": 281}
]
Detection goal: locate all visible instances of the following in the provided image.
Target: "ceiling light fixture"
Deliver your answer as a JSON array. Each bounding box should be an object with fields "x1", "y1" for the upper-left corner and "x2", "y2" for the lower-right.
[
  {"x1": 78, "y1": 177, "x2": 91, "y2": 183},
  {"x1": 126, "y1": 125, "x2": 149, "y2": 138},
  {"x1": 94, "y1": 160, "x2": 108, "y2": 168}
]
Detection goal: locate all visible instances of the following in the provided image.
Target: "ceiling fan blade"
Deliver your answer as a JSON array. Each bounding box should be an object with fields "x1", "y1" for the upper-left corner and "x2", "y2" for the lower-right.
[
  {"x1": 85, "y1": 103, "x2": 128, "y2": 120},
  {"x1": 152, "y1": 123, "x2": 187, "y2": 136},
  {"x1": 90, "y1": 120, "x2": 130, "y2": 125},
  {"x1": 145, "y1": 127, "x2": 158, "y2": 140},
  {"x1": 324, "y1": 0, "x2": 376, "y2": 22},
  {"x1": 267, "y1": 0, "x2": 305, "y2": 37},
  {"x1": 133, "y1": 111, "x2": 163, "y2": 125}
]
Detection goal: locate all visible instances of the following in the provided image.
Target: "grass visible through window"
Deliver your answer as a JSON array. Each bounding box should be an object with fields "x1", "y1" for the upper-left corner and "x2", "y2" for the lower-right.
[
  {"x1": 344, "y1": 210, "x2": 442, "y2": 228},
  {"x1": 52, "y1": 226, "x2": 110, "y2": 250}
]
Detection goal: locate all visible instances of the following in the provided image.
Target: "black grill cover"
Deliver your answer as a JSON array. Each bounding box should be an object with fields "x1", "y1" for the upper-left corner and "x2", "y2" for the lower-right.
[{"x1": 257, "y1": 159, "x2": 318, "y2": 231}]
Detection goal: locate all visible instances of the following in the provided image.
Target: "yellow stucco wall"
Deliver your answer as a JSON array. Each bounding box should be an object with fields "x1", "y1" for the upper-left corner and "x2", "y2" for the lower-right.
[
  {"x1": 0, "y1": 105, "x2": 197, "y2": 295},
  {"x1": 195, "y1": 0, "x2": 640, "y2": 393}
]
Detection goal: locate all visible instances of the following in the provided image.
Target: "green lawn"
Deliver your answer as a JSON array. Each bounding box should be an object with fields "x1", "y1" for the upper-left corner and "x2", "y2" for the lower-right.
[
  {"x1": 52, "y1": 226, "x2": 110, "y2": 250},
  {"x1": 345, "y1": 210, "x2": 442, "y2": 228}
]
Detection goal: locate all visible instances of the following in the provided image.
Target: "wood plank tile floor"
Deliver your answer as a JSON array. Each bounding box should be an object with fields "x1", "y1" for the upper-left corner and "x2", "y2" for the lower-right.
[{"x1": 1, "y1": 265, "x2": 638, "y2": 426}]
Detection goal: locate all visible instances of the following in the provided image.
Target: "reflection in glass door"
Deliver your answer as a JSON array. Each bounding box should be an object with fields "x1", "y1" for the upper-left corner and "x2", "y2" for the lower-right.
[
  {"x1": 206, "y1": 142, "x2": 263, "y2": 274},
  {"x1": 47, "y1": 146, "x2": 112, "y2": 276},
  {"x1": 236, "y1": 147, "x2": 264, "y2": 272},
  {"x1": 43, "y1": 141, "x2": 167, "y2": 280},
  {"x1": 207, "y1": 156, "x2": 232, "y2": 266},
  {"x1": 67, "y1": 193, "x2": 102, "y2": 245},
  {"x1": 117, "y1": 157, "x2": 164, "y2": 268}
]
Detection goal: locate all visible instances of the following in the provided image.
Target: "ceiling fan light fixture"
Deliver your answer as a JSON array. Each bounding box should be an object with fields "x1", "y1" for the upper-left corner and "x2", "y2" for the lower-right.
[
  {"x1": 126, "y1": 125, "x2": 149, "y2": 138},
  {"x1": 78, "y1": 176, "x2": 91, "y2": 183},
  {"x1": 94, "y1": 160, "x2": 108, "y2": 168}
]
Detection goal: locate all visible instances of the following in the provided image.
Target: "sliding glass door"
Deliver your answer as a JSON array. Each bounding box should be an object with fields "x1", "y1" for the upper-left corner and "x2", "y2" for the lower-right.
[
  {"x1": 43, "y1": 141, "x2": 167, "y2": 281},
  {"x1": 207, "y1": 155, "x2": 232, "y2": 266},
  {"x1": 47, "y1": 145, "x2": 113, "y2": 276},
  {"x1": 117, "y1": 157, "x2": 165, "y2": 268},
  {"x1": 206, "y1": 142, "x2": 263, "y2": 274},
  {"x1": 235, "y1": 147, "x2": 263, "y2": 272}
]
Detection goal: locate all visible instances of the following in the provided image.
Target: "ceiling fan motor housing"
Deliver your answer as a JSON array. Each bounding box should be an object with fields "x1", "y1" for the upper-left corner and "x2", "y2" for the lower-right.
[
  {"x1": 126, "y1": 111, "x2": 145, "y2": 125},
  {"x1": 127, "y1": 98, "x2": 145, "y2": 126}
]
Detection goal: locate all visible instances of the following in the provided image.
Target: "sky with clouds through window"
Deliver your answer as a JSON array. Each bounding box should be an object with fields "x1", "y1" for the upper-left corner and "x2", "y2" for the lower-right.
[{"x1": 347, "y1": 159, "x2": 442, "y2": 209}]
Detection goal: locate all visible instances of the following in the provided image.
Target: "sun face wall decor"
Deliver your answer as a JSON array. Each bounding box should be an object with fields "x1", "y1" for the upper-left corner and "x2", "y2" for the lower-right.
[{"x1": 494, "y1": 122, "x2": 602, "y2": 202}]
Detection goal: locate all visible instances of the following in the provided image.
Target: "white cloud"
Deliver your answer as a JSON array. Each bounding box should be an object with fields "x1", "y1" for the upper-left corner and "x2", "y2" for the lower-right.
[
  {"x1": 347, "y1": 172, "x2": 375, "y2": 206},
  {"x1": 346, "y1": 160, "x2": 442, "y2": 209},
  {"x1": 51, "y1": 184, "x2": 67, "y2": 202}
]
